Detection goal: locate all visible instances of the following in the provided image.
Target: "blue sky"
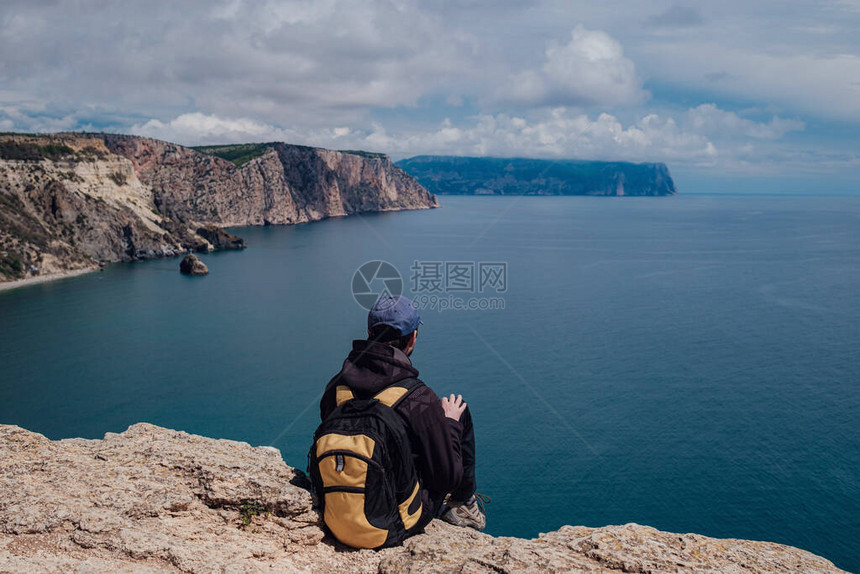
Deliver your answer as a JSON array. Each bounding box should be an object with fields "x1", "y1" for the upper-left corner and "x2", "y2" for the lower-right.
[{"x1": 1, "y1": 0, "x2": 858, "y2": 193}]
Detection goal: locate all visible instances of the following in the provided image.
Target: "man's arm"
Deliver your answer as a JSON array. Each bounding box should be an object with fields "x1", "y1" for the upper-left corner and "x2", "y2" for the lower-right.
[{"x1": 399, "y1": 385, "x2": 465, "y2": 494}]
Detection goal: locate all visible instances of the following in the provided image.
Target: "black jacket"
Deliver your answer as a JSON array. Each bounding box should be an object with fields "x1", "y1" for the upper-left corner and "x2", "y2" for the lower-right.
[{"x1": 320, "y1": 340, "x2": 464, "y2": 522}]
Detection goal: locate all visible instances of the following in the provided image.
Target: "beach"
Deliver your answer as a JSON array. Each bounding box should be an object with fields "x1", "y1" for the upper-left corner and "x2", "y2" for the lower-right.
[{"x1": 0, "y1": 268, "x2": 97, "y2": 293}]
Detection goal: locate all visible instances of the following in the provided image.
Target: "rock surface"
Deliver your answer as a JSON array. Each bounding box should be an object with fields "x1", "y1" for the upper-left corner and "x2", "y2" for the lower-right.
[
  {"x1": 0, "y1": 134, "x2": 437, "y2": 283},
  {"x1": 0, "y1": 424, "x2": 846, "y2": 574},
  {"x1": 179, "y1": 254, "x2": 209, "y2": 276},
  {"x1": 102, "y1": 136, "x2": 437, "y2": 228},
  {"x1": 195, "y1": 226, "x2": 245, "y2": 251}
]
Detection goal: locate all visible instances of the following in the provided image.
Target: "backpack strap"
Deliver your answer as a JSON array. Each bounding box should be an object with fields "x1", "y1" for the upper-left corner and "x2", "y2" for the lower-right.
[
  {"x1": 335, "y1": 385, "x2": 355, "y2": 406},
  {"x1": 373, "y1": 378, "x2": 423, "y2": 408},
  {"x1": 334, "y1": 378, "x2": 423, "y2": 408}
]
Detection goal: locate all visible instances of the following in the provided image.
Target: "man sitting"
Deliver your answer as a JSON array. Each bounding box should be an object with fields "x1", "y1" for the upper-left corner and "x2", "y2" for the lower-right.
[{"x1": 318, "y1": 295, "x2": 487, "y2": 533}]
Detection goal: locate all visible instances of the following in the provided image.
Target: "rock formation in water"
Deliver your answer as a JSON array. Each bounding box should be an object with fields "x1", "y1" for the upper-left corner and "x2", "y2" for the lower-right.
[
  {"x1": 195, "y1": 226, "x2": 245, "y2": 252},
  {"x1": 396, "y1": 156, "x2": 677, "y2": 196},
  {"x1": 0, "y1": 424, "x2": 846, "y2": 573},
  {"x1": 0, "y1": 134, "x2": 437, "y2": 283},
  {"x1": 179, "y1": 254, "x2": 209, "y2": 276}
]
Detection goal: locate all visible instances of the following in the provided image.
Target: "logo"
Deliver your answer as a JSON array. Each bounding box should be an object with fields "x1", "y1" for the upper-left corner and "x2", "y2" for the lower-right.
[{"x1": 351, "y1": 260, "x2": 403, "y2": 310}]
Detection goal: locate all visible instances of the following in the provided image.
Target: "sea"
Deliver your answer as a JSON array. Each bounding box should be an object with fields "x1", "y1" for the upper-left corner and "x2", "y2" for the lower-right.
[{"x1": 1, "y1": 194, "x2": 857, "y2": 572}]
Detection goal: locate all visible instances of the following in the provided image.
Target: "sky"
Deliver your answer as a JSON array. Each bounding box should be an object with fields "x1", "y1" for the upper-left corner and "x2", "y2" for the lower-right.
[{"x1": 1, "y1": 0, "x2": 859, "y2": 193}]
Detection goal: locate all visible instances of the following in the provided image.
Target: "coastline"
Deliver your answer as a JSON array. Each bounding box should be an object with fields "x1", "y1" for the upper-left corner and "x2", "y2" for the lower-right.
[
  {"x1": 0, "y1": 267, "x2": 97, "y2": 293},
  {"x1": 0, "y1": 205, "x2": 438, "y2": 296}
]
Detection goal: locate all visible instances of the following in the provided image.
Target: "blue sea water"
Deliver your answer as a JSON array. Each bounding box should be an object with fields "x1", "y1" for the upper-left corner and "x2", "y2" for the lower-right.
[{"x1": 1, "y1": 194, "x2": 858, "y2": 572}]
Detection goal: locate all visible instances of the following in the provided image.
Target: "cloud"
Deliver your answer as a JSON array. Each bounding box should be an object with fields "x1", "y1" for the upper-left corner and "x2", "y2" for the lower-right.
[
  {"x1": 704, "y1": 72, "x2": 729, "y2": 83},
  {"x1": 648, "y1": 6, "x2": 705, "y2": 28},
  {"x1": 686, "y1": 104, "x2": 805, "y2": 140},
  {"x1": 507, "y1": 26, "x2": 647, "y2": 108},
  {"x1": 131, "y1": 110, "x2": 709, "y2": 163},
  {"x1": 2, "y1": 0, "x2": 857, "y2": 126},
  {"x1": 0, "y1": 0, "x2": 478, "y2": 126},
  {"x1": 0, "y1": 0, "x2": 857, "y2": 183},
  {"x1": 634, "y1": 2, "x2": 860, "y2": 121},
  {"x1": 131, "y1": 113, "x2": 296, "y2": 145},
  {"x1": 356, "y1": 107, "x2": 839, "y2": 174},
  {"x1": 130, "y1": 112, "x2": 369, "y2": 149},
  {"x1": 0, "y1": 100, "x2": 86, "y2": 133},
  {"x1": 132, "y1": 103, "x2": 811, "y2": 172}
]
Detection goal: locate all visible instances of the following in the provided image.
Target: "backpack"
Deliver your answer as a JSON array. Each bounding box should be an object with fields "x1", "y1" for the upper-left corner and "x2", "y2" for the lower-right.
[{"x1": 308, "y1": 378, "x2": 424, "y2": 549}]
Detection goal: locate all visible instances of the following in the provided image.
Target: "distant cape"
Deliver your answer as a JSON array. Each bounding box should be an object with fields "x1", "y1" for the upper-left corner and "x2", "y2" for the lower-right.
[{"x1": 396, "y1": 155, "x2": 677, "y2": 197}]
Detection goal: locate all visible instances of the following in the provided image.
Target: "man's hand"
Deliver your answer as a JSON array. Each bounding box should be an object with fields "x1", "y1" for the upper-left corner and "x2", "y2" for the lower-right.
[{"x1": 441, "y1": 394, "x2": 467, "y2": 421}]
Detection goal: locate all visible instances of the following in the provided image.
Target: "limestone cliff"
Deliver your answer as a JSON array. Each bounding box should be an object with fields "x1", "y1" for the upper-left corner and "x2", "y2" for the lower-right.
[
  {"x1": 0, "y1": 424, "x2": 846, "y2": 574},
  {"x1": 0, "y1": 134, "x2": 437, "y2": 283}
]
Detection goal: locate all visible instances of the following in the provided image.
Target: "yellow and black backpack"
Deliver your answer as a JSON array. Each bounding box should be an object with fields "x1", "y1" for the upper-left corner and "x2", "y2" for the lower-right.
[{"x1": 308, "y1": 378, "x2": 424, "y2": 549}]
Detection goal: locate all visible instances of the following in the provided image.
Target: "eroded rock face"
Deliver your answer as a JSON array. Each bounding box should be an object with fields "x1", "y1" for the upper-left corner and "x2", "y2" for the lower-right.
[
  {"x1": 0, "y1": 137, "x2": 185, "y2": 280},
  {"x1": 195, "y1": 226, "x2": 245, "y2": 251},
  {"x1": 100, "y1": 136, "x2": 438, "y2": 228},
  {"x1": 0, "y1": 424, "x2": 846, "y2": 574}
]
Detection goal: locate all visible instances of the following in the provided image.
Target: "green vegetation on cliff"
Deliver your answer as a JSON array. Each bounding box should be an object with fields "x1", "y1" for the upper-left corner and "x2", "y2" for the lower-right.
[
  {"x1": 192, "y1": 143, "x2": 273, "y2": 166},
  {"x1": 338, "y1": 149, "x2": 388, "y2": 159},
  {"x1": 0, "y1": 141, "x2": 75, "y2": 162},
  {"x1": 194, "y1": 143, "x2": 388, "y2": 165}
]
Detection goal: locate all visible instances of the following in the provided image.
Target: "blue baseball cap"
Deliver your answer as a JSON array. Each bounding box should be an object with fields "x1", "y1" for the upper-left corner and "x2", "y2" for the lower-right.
[{"x1": 368, "y1": 295, "x2": 422, "y2": 336}]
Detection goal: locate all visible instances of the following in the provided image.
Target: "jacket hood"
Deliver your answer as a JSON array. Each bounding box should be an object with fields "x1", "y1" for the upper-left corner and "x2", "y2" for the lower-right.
[{"x1": 337, "y1": 339, "x2": 419, "y2": 394}]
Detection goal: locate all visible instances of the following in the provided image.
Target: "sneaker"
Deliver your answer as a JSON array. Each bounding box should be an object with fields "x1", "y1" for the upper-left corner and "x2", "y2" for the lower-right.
[{"x1": 440, "y1": 493, "x2": 490, "y2": 531}]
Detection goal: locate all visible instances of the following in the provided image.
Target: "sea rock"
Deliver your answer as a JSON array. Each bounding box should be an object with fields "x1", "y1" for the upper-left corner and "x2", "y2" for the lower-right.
[
  {"x1": 0, "y1": 424, "x2": 847, "y2": 574},
  {"x1": 179, "y1": 253, "x2": 208, "y2": 276}
]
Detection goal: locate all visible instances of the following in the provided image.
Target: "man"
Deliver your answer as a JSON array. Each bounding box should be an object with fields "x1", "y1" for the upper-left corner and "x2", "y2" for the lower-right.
[{"x1": 319, "y1": 294, "x2": 486, "y2": 532}]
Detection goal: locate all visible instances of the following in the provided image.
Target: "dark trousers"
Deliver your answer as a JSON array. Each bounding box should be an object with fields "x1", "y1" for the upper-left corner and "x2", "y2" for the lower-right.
[
  {"x1": 450, "y1": 405, "x2": 477, "y2": 502},
  {"x1": 427, "y1": 405, "x2": 477, "y2": 516}
]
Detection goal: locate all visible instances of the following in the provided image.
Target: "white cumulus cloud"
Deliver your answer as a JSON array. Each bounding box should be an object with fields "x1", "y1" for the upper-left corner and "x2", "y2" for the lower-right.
[
  {"x1": 131, "y1": 113, "x2": 295, "y2": 145},
  {"x1": 126, "y1": 102, "x2": 820, "y2": 173},
  {"x1": 0, "y1": 0, "x2": 856, "y2": 182},
  {"x1": 507, "y1": 26, "x2": 647, "y2": 108}
]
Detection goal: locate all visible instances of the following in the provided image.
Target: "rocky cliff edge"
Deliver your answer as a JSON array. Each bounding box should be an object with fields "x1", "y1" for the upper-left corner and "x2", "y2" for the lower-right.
[{"x1": 0, "y1": 424, "x2": 845, "y2": 574}]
